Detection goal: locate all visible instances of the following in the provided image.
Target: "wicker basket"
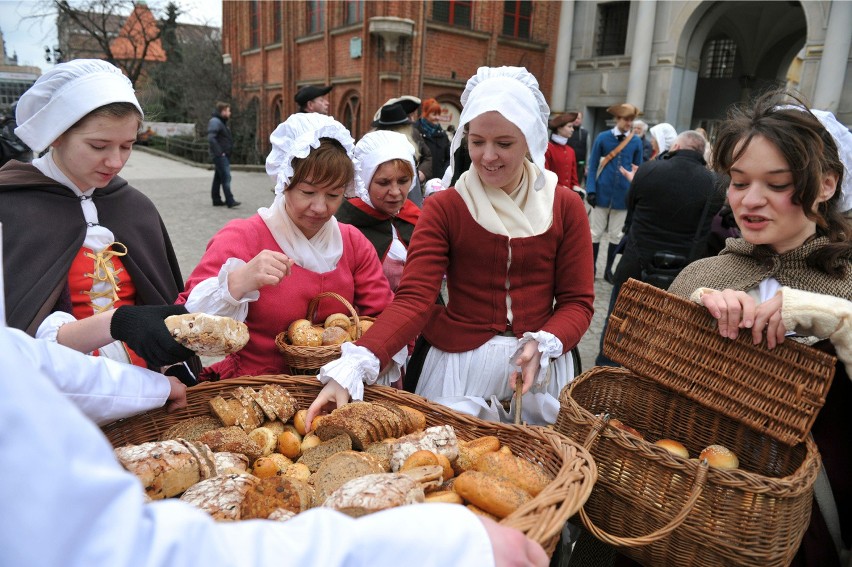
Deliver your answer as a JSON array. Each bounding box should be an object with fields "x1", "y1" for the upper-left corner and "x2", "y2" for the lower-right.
[
  {"x1": 274, "y1": 292, "x2": 373, "y2": 375},
  {"x1": 554, "y1": 278, "x2": 836, "y2": 567},
  {"x1": 103, "y1": 374, "x2": 597, "y2": 557}
]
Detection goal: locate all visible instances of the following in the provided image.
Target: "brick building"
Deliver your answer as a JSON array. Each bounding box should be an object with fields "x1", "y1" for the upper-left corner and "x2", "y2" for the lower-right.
[{"x1": 222, "y1": 1, "x2": 560, "y2": 151}]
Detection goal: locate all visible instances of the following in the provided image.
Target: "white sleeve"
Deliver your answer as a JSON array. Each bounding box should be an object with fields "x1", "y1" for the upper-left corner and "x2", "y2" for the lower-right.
[
  {"x1": 0, "y1": 332, "x2": 496, "y2": 567},
  {"x1": 2, "y1": 327, "x2": 169, "y2": 425},
  {"x1": 514, "y1": 330, "x2": 564, "y2": 385},
  {"x1": 184, "y1": 258, "x2": 259, "y2": 321},
  {"x1": 317, "y1": 342, "x2": 381, "y2": 400},
  {"x1": 35, "y1": 310, "x2": 78, "y2": 344},
  {"x1": 780, "y1": 287, "x2": 852, "y2": 376}
]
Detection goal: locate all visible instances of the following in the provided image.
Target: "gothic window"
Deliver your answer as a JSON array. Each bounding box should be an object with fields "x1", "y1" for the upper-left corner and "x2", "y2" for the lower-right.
[
  {"x1": 249, "y1": 0, "x2": 260, "y2": 48},
  {"x1": 273, "y1": 1, "x2": 283, "y2": 43},
  {"x1": 433, "y1": 1, "x2": 472, "y2": 28},
  {"x1": 342, "y1": 94, "x2": 361, "y2": 139},
  {"x1": 503, "y1": 1, "x2": 532, "y2": 39},
  {"x1": 596, "y1": 1, "x2": 629, "y2": 56},
  {"x1": 307, "y1": 0, "x2": 326, "y2": 34},
  {"x1": 345, "y1": 0, "x2": 364, "y2": 25}
]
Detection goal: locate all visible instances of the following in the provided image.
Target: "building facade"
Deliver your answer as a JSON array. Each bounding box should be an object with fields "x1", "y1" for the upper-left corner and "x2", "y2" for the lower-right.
[{"x1": 223, "y1": 1, "x2": 851, "y2": 155}]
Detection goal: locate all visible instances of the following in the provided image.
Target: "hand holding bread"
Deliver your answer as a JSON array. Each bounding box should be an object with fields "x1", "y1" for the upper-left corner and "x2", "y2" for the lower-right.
[{"x1": 228, "y1": 249, "x2": 294, "y2": 299}]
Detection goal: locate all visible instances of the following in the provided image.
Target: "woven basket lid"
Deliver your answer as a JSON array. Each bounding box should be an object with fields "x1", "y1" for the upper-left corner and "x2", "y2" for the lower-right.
[{"x1": 603, "y1": 279, "x2": 836, "y2": 446}]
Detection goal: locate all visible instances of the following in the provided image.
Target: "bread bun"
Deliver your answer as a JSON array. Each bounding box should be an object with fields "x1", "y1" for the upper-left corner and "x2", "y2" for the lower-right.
[
  {"x1": 287, "y1": 319, "x2": 313, "y2": 341},
  {"x1": 609, "y1": 419, "x2": 644, "y2": 439},
  {"x1": 293, "y1": 409, "x2": 309, "y2": 436},
  {"x1": 347, "y1": 319, "x2": 374, "y2": 340},
  {"x1": 324, "y1": 313, "x2": 351, "y2": 329},
  {"x1": 277, "y1": 430, "x2": 303, "y2": 459},
  {"x1": 654, "y1": 439, "x2": 689, "y2": 459},
  {"x1": 290, "y1": 326, "x2": 322, "y2": 347},
  {"x1": 699, "y1": 444, "x2": 739, "y2": 470},
  {"x1": 321, "y1": 326, "x2": 351, "y2": 346},
  {"x1": 401, "y1": 450, "x2": 440, "y2": 471}
]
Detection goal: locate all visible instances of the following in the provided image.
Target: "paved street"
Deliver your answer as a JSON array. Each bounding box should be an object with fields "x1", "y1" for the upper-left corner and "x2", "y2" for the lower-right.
[{"x1": 122, "y1": 147, "x2": 615, "y2": 371}]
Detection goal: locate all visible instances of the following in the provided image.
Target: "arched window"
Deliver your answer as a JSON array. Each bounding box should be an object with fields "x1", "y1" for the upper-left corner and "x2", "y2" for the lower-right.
[
  {"x1": 272, "y1": 96, "x2": 283, "y2": 128},
  {"x1": 341, "y1": 93, "x2": 361, "y2": 139}
]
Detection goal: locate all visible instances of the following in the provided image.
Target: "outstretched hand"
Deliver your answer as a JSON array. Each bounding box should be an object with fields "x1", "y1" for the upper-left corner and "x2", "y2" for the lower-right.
[
  {"x1": 619, "y1": 163, "x2": 639, "y2": 182},
  {"x1": 479, "y1": 516, "x2": 549, "y2": 567},
  {"x1": 508, "y1": 340, "x2": 542, "y2": 395},
  {"x1": 305, "y1": 379, "x2": 350, "y2": 432},
  {"x1": 110, "y1": 304, "x2": 195, "y2": 367},
  {"x1": 228, "y1": 250, "x2": 294, "y2": 300}
]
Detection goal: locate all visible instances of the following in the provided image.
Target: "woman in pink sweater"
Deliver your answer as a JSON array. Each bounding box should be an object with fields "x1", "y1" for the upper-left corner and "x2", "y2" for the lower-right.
[
  {"x1": 178, "y1": 114, "x2": 397, "y2": 381},
  {"x1": 308, "y1": 67, "x2": 595, "y2": 426}
]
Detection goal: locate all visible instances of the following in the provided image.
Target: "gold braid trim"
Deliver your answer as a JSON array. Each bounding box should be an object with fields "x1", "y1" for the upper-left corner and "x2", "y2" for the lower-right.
[{"x1": 82, "y1": 242, "x2": 128, "y2": 313}]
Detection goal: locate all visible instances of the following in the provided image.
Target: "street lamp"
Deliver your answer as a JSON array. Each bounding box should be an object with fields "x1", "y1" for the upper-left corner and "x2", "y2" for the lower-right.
[{"x1": 44, "y1": 46, "x2": 63, "y2": 64}]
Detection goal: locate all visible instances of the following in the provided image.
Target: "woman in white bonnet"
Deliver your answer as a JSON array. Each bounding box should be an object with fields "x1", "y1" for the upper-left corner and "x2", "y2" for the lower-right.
[
  {"x1": 335, "y1": 130, "x2": 421, "y2": 293},
  {"x1": 0, "y1": 59, "x2": 197, "y2": 376},
  {"x1": 177, "y1": 113, "x2": 401, "y2": 382},
  {"x1": 308, "y1": 66, "x2": 594, "y2": 426}
]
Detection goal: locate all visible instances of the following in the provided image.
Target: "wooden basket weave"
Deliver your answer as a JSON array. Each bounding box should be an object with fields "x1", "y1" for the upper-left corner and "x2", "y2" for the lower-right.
[
  {"x1": 103, "y1": 374, "x2": 597, "y2": 557},
  {"x1": 554, "y1": 279, "x2": 835, "y2": 567},
  {"x1": 274, "y1": 292, "x2": 373, "y2": 375}
]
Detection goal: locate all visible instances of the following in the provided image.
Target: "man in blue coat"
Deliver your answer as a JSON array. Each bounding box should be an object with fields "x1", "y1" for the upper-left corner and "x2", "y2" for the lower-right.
[{"x1": 586, "y1": 103, "x2": 643, "y2": 282}]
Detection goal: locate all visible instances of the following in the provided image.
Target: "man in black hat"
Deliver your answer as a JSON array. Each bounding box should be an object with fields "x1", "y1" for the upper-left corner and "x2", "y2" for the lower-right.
[{"x1": 294, "y1": 84, "x2": 333, "y2": 115}]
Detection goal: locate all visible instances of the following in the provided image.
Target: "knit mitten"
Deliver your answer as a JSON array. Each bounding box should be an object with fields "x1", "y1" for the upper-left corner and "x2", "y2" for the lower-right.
[{"x1": 110, "y1": 304, "x2": 194, "y2": 367}]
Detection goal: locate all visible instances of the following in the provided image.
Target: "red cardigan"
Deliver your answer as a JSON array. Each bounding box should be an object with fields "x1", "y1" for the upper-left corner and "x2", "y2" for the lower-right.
[
  {"x1": 358, "y1": 187, "x2": 595, "y2": 367},
  {"x1": 178, "y1": 216, "x2": 393, "y2": 378},
  {"x1": 545, "y1": 141, "x2": 579, "y2": 190}
]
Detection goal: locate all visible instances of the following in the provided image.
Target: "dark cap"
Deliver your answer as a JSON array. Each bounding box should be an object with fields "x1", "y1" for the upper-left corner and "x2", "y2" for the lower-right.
[
  {"x1": 374, "y1": 102, "x2": 412, "y2": 128},
  {"x1": 294, "y1": 84, "x2": 333, "y2": 106},
  {"x1": 548, "y1": 112, "x2": 579, "y2": 131}
]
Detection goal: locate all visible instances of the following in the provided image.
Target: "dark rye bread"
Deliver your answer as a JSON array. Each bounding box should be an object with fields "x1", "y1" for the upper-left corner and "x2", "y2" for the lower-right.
[
  {"x1": 160, "y1": 416, "x2": 223, "y2": 442},
  {"x1": 371, "y1": 400, "x2": 413, "y2": 435},
  {"x1": 296, "y1": 433, "x2": 352, "y2": 472},
  {"x1": 312, "y1": 451, "x2": 386, "y2": 504}
]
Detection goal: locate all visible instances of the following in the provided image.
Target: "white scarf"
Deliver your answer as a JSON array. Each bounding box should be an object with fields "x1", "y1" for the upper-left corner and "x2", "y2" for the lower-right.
[
  {"x1": 455, "y1": 160, "x2": 556, "y2": 238},
  {"x1": 258, "y1": 194, "x2": 343, "y2": 273}
]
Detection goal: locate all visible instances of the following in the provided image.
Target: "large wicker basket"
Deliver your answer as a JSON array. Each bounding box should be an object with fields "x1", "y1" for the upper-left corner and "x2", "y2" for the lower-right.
[
  {"x1": 554, "y1": 278, "x2": 836, "y2": 567},
  {"x1": 103, "y1": 374, "x2": 597, "y2": 557},
  {"x1": 274, "y1": 292, "x2": 373, "y2": 375}
]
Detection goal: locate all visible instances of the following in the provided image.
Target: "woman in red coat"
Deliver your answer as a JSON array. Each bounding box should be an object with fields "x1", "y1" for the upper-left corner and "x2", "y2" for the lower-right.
[{"x1": 545, "y1": 112, "x2": 583, "y2": 200}]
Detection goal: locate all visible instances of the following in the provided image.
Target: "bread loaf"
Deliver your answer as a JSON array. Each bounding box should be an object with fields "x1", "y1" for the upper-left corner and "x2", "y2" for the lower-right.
[
  {"x1": 164, "y1": 313, "x2": 249, "y2": 356},
  {"x1": 214, "y1": 452, "x2": 250, "y2": 475},
  {"x1": 241, "y1": 477, "x2": 313, "y2": 519},
  {"x1": 296, "y1": 433, "x2": 352, "y2": 472},
  {"x1": 323, "y1": 473, "x2": 424, "y2": 517},
  {"x1": 315, "y1": 402, "x2": 407, "y2": 450},
  {"x1": 473, "y1": 451, "x2": 551, "y2": 497},
  {"x1": 160, "y1": 416, "x2": 222, "y2": 442},
  {"x1": 313, "y1": 451, "x2": 386, "y2": 504},
  {"x1": 390, "y1": 425, "x2": 459, "y2": 472},
  {"x1": 453, "y1": 470, "x2": 532, "y2": 519},
  {"x1": 115, "y1": 439, "x2": 217, "y2": 500},
  {"x1": 179, "y1": 473, "x2": 259, "y2": 520},
  {"x1": 198, "y1": 427, "x2": 263, "y2": 462}
]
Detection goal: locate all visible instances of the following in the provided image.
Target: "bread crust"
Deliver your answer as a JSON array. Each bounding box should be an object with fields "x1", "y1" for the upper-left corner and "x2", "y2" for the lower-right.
[{"x1": 164, "y1": 313, "x2": 249, "y2": 356}]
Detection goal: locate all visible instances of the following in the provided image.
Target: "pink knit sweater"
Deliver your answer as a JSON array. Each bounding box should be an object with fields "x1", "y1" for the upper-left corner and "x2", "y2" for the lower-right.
[{"x1": 178, "y1": 215, "x2": 393, "y2": 379}]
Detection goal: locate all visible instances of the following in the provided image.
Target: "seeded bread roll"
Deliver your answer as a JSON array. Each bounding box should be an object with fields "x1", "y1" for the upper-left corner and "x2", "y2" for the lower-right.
[
  {"x1": 700, "y1": 444, "x2": 739, "y2": 470},
  {"x1": 453, "y1": 470, "x2": 532, "y2": 519},
  {"x1": 164, "y1": 313, "x2": 249, "y2": 356},
  {"x1": 160, "y1": 416, "x2": 222, "y2": 442},
  {"x1": 287, "y1": 319, "x2": 313, "y2": 341},
  {"x1": 198, "y1": 427, "x2": 263, "y2": 462}
]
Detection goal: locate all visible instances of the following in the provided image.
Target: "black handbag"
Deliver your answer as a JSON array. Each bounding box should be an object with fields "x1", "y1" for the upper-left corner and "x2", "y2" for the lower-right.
[{"x1": 640, "y1": 197, "x2": 714, "y2": 290}]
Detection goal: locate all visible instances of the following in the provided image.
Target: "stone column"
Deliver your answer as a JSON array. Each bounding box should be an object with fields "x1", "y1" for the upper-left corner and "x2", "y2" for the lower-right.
[
  {"x1": 812, "y1": 0, "x2": 852, "y2": 112},
  {"x1": 625, "y1": 0, "x2": 656, "y2": 111},
  {"x1": 551, "y1": 0, "x2": 575, "y2": 112}
]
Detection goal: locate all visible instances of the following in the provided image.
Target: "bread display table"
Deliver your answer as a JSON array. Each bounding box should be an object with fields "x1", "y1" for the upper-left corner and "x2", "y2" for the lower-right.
[
  {"x1": 554, "y1": 279, "x2": 835, "y2": 567},
  {"x1": 103, "y1": 374, "x2": 597, "y2": 557}
]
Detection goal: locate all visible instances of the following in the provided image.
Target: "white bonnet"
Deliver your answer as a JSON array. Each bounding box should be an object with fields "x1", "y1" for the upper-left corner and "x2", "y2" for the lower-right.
[
  {"x1": 352, "y1": 130, "x2": 416, "y2": 208},
  {"x1": 449, "y1": 66, "x2": 550, "y2": 190},
  {"x1": 15, "y1": 59, "x2": 142, "y2": 153},
  {"x1": 777, "y1": 105, "x2": 852, "y2": 212},
  {"x1": 265, "y1": 113, "x2": 356, "y2": 195},
  {"x1": 649, "y1": 123, "x2": 678, "y2": 155}
]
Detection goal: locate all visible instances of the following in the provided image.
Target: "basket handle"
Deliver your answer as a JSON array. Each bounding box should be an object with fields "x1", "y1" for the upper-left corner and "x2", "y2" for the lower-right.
[
  {"x1": 579, "y1": 418, "x2": 709, "y2": 547},
  {"x1": 305, "y1": 291, "x2": 362, "y2": 337}
]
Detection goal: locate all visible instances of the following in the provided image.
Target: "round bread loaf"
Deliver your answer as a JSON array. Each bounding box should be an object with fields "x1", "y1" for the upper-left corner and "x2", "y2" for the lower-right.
[
  {"x1": 324, "y1": 313, "x2": 351, "y2": 330},
  {"x1": 290, "y1": 326, "x2": 322, "y2": 347},
  {"x1": 654, "y1": 439, "x2": 689, "y2": 459},
  {"x1": 287, "y1": 319, "x2": 313, "y2": 341},
  {"x1": 699, "y1": 444, "x2": 739, "y2": 470},
  {"x1": 321, "y1": 326, "x2": 350, "y2": 346}
]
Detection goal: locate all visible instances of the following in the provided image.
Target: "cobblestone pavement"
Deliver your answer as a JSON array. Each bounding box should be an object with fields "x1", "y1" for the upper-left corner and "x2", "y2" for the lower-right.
[{"x1": 122, "y1": 147, "x2": 616, "y2": 371}]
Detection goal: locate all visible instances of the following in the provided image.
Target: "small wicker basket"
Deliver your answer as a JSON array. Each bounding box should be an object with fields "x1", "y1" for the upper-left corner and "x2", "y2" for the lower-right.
[
  {"x1": 274, "y1": 292, "x2": 373, "y2": 375},
  {"x1": 554, "y1": 278, "x2": 836, "y2": 567},
  {"x1": 102, "y1": 374, "x2": 598, "y2": 557}
]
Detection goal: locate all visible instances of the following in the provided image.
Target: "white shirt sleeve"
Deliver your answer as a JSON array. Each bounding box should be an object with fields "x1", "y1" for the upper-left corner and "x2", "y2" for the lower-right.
[
  {"x1": 184, "y1": 258, "x2": 259, "y2": 321},
  {"x1": 3, "y1": 326, "x2": 170, "y2": 425},
  {"x1": 35, "y1": 310, "x2": 78, "y2": 344},
  {"x1": 0, "y1": 328, "x2": 496, "y2": 567},
  {"x1": 514, "y1": 330, "x2": 564, "y2": 385}
]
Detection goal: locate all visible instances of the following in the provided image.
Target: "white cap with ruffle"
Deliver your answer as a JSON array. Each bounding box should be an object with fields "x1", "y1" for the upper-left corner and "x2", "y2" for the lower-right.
[
  {"x1": 448, "y1": 66, "x2": 550, "y2": 190},
  {"x1": 266, "y1": 113, "x2": 356, "y2": 195},
  {"x1": 15, "y1": 59, "x2": 142, "y2": 153},
  {"x1": 352, "y1": 131, "x2": 416, "y2": 208}
]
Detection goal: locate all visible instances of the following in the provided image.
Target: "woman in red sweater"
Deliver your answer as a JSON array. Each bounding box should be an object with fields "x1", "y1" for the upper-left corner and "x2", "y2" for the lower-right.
[
  {"x1": 178, "y1": 114, "x2": 399, "y2": 381},
  {"x1": 308, "y1": 67, "x2": 595, "y2": 425}
]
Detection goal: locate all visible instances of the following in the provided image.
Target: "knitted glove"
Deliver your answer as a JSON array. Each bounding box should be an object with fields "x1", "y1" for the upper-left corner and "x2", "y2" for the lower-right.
[
  {"x1": 586, "y1": 192, "x2": 597, "y2": 208},
  {"x1": 780, "y1": 287, "x2": 852, "y2": 376},
  {"x1": 110, "y1": 305, "x2": 195, "y2": 367}
]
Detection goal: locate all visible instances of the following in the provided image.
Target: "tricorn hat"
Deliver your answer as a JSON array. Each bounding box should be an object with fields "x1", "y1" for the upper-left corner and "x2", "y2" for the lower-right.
[
  {"x1": 547, "y1": 112, "x2": 579, "y2": 131},
  {"x1": 606, "y1": 103, "x2": 640, "y2": 119},
  {"x1": 294, "y1": 84, "x2": 333, "y2": 106},
  {"x1": 373, "y1": 102, "x2": 412, "y2": 127}
]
